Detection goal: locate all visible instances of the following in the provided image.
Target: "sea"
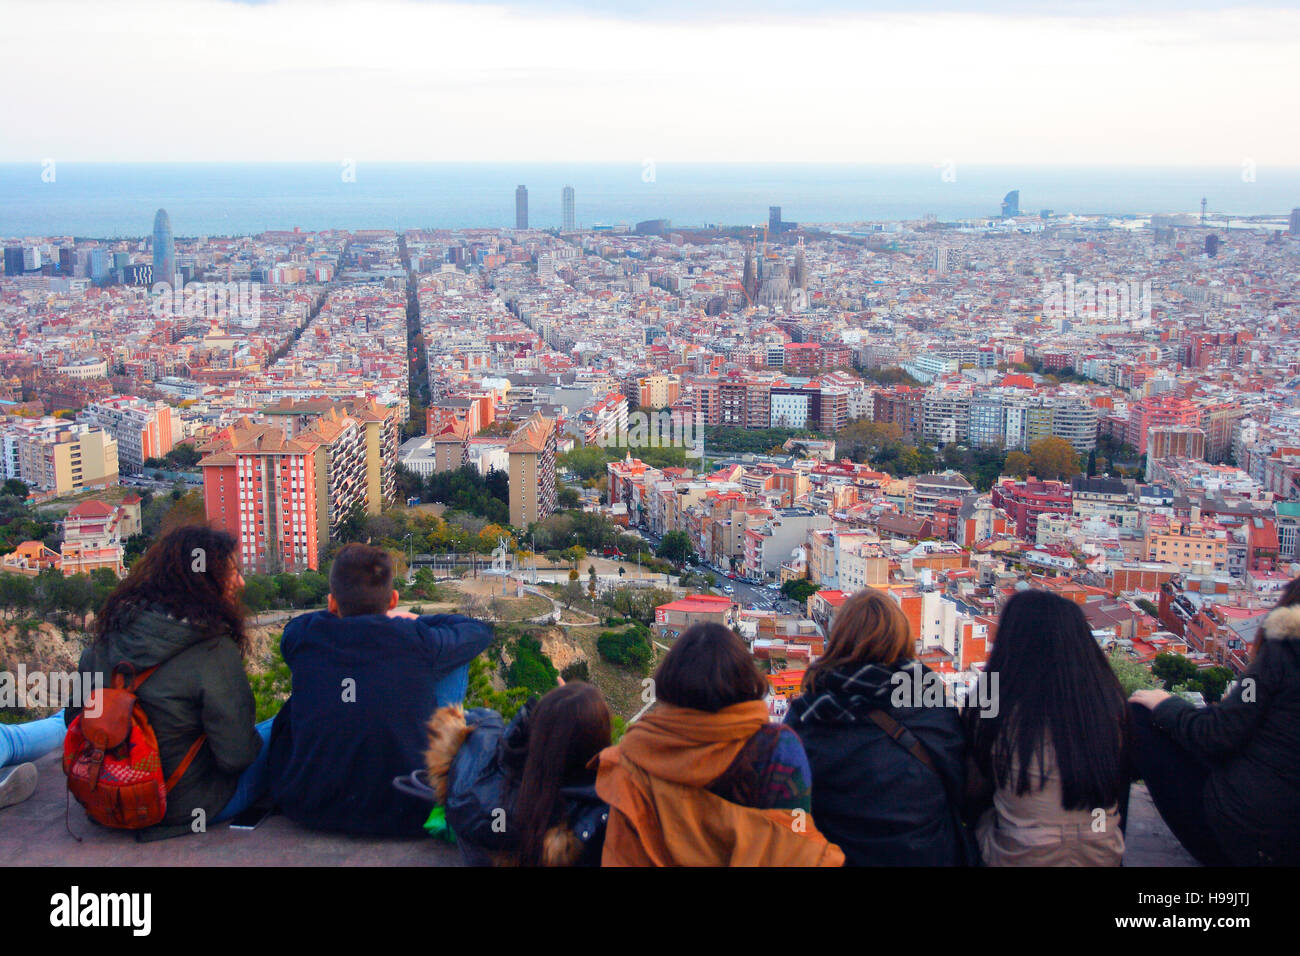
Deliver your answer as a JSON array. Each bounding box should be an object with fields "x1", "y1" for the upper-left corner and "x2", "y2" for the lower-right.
[{"x1": 1, "y1": 162, "x2": 1297, "y2": 239}]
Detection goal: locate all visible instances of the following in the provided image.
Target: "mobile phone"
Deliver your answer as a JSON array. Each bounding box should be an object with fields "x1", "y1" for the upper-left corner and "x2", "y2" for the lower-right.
[{"x1": 228, "y1": 807, "x2": 273, "y2": 830}]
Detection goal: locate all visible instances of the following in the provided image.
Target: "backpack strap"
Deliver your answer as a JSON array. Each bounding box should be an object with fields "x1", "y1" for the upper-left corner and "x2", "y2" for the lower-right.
[
  {"x1": 164, "y1": 734, "x2": 207, "y2": 792},
  {"x1": 868, "y1": 709, "x2": 937, "y2": 773},
  {"x1": 109, "y1": 663, "x2": 159, "y2": 692},
  {"x1": 870, "y1": 707, "x2": 980, "y2": 865},
  {"x1": 125, "y1": 665, "x2": 159, "y2": 693}
]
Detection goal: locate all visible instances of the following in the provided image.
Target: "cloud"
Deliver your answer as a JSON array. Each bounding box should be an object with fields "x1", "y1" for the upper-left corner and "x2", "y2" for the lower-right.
[{"x1": 2, "y1": 0, "x2": 1298, "y2": 163}]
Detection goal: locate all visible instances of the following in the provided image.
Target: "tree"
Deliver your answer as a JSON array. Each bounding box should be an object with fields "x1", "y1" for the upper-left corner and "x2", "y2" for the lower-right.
[
  {"x1": 1, "y1": 479, "x2": 28, "y2": 499},
  {"x1": 597, "y1": 623, "x2": 653, "y2": 671},
  {"x1": 465, "y1": 656, "x2": 528, "y2": 719},
  {"x1": 1108, "y1": 650, "x2": 1160, "y2": 697},
  {"x1": 781, "y1": 578, "x2": 820, "y2": 604},
  {"x1": 1151, "y1": 652, "x2": 1199, "y2": 690},
  {"x1": 562, "y1": 579, "x2": 585, "y2": 608},
  {"x1": 506, "y1": 634, "x2": 558, "y2": 695},
  {"x1": 1029, "y1": 436, "x2": 1082, "y2": 481},
  {"x1": 657, "y1": 530, "x2": 694, "y2": 565},
  {"x1": 1004, "y1": 450, "x2": 1031, "y2": 479}
]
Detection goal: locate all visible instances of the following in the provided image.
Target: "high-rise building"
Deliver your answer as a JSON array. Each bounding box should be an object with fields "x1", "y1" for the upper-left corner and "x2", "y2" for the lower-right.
[
  {"x1": 506, "y1": 411, "x2": 556, "y2": 527},
  {"x1": 13, "y1": 423, "x2": 119, "y2": 496},
  {"x1": 152, "y1": 208, "x2": 176, "y2": 286},
  {"x1": 1290, "y1": 208, "x2": 1300, "y2": 235},
  {"x1": 259, "y1": 396, "x2": 397, "y2": 516},
  {"x1": 199, "y1": 420, "x2": 325, "y2": 572},
  {"x1": 562, "y1": 185, "x2": 575, "y2": 231},
  {"x1": 88, "y1": 248, "x2": 107, "y2": 281},
  {"x1": 933, "y1": 245, "x2": 948, "y2": 274},
  {"x1": 769, "y1": 206, "x2": 782, "y2": 233},
  {"x1": 78, "y1": 396, "x2": 175, "y2": 473},
  {"x1": 1000, "y1": 190, "x2": 1020, "y2": 218},
  {"x1": 515, "y1": 185, "x2": 528, "y2": 229},
  {"x1": 3, "y1": 246, "x2": 24, "y2": 276}
]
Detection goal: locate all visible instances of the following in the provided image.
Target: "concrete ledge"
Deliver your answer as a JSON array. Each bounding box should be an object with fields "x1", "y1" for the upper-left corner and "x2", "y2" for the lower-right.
[
  {"x1": 1, "y1": 752, "x2": 462, "y2": 867},
  {"x1": 1, "y1": 753, "x2": 1196, "y2": 866}
]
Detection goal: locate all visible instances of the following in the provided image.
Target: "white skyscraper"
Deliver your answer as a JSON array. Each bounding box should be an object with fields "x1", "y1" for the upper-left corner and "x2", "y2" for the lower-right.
[{"x1": 562, "y1": 185, "x2": 575, "y2": 231}]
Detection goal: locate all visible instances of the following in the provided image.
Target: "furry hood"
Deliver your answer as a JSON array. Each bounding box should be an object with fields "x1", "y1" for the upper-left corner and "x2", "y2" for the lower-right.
[
  {"x1": 423, "y1": 705, "x2": 599, "y2": 867},
  {"x1": 1262, "y1": 604, "x2": 1300, "y2": 641}
]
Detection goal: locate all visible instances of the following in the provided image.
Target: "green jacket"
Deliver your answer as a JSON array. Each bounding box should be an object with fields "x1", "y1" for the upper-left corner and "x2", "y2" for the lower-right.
[{"x1": 67, "y1": 601, "x2": 262, "y2": 840}]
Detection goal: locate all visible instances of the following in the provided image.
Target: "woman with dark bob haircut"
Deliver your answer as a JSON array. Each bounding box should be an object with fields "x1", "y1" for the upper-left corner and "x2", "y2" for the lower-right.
[
  {"x1": 964, "y1": 588, "x2": 1132, "y2": 866},
  {"x1": 593, "y1": 622, "x2": 843, "y2": 865},
  {"x1": 63, "y1": 524, "x2": 270, "y2": 839}
]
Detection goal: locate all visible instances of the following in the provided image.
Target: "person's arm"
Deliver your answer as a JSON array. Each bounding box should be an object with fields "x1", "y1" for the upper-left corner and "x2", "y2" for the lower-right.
[
  {"x1": 414, "y1": 613, "x2": 495, "y2": 670},
  {"x1": 1145, "y1": 658, "x2": 1273, "y2": 762},
  {"x1": 199, "y1": 638, "x2": 263, "y2": 775}
]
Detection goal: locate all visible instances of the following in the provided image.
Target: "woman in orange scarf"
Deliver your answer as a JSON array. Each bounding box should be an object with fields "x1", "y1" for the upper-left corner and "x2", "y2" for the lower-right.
[{"x1": 594, "y1": 623, "x2": 844, "y2": 866}]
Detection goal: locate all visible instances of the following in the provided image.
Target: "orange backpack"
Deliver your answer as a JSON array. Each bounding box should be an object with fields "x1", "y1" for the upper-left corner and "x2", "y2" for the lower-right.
[{"x1": 63, "y1": 665, "x2": 206, "y2": 830}]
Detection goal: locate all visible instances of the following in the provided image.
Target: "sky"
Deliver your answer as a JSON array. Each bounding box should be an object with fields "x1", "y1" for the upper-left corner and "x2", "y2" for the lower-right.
[{"x1": 2, "y1": 0, "x2": 1299, "y2": 164}]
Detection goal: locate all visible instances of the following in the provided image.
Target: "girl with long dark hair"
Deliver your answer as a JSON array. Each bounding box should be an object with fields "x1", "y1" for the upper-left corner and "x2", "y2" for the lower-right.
[
  {"x1": 1130, "y1": 577, "x2": 1300, "y2": 866},
  {"x1": 64, "y1": 524, "x2": 268, "y2": 839},
  {"x1": 423, "y1": 680, "x2": 612, "y2": 866},
  {"x1": 964, "y1": 589, "x2": 1131, "y2": 866}
]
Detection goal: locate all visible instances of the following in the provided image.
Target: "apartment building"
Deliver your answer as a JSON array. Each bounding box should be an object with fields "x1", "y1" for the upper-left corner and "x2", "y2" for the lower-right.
[
  {"x1": 78, "y1": 396, "x2": 175, "y2": 473},
  {"x1": 507, "y1": 411, "x2": 557, "y2": 528},
  {"x1": 1144, "y1": 510, "x2": 1229, "y2": 573},
  {"x1": 200, "y1": 421, "x2": 326, "y2": 572},
  {"x1": 15, "y1": 423, "x2": 119, "y2": 496}
]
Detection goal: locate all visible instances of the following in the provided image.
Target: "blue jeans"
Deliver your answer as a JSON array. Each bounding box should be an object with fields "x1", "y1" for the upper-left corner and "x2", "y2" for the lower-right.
[
  {"x1": 213, "y1": 718, "x2": 276, "y2": 824},
  {"x1": 0, "y1": 711, "x2": 66, "y2": 769},
  {"x1": 434, "y1": 663, "x2": 470, "y2": 709}
]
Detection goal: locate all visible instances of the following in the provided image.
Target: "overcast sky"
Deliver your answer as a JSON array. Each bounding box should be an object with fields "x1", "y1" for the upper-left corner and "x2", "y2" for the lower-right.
[{"x1": 2, "y1": 0, "x2": 1298, "y2": 164}]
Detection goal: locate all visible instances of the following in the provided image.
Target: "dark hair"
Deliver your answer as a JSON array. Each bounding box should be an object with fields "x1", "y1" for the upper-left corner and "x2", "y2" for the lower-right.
[
  {"x1": 514, "y1": 682, "x2": 612, "y2": 867},
  {"x1": 966, "y1": 589, "x2": 1130, "y2": 812},
  {"x1": 804, "y1": 587, "x2": 912, "y2": 695},
  {"x1": 329, "y1": 543, "x2": 395, "y2": 617},
  {"x1": 97, "y1": 524, "x2": 248, "y2": 654},
  {"x1": 653, "y1": 622, "x2": 768, "y2": 712}
]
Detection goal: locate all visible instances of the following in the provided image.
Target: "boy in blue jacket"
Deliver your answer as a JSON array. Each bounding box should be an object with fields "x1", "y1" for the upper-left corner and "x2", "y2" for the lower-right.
[{"x1": 268, "y1": 543, "x2": 493, "y2": 835}]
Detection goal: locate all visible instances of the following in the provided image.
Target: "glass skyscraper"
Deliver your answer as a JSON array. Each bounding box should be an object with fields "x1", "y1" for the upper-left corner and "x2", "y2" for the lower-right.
[
  {"x1": 152, "y1": 208, "x2": 175, "y2": 285},
  {"x1": 515, "y1": 186, "x2": 528, "y2": 229}
]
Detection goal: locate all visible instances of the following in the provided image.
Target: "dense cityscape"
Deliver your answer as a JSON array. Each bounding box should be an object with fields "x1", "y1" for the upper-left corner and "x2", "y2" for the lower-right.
[{"x1": 2, "y1": 193, "x2": 1298, "y2": 703}]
